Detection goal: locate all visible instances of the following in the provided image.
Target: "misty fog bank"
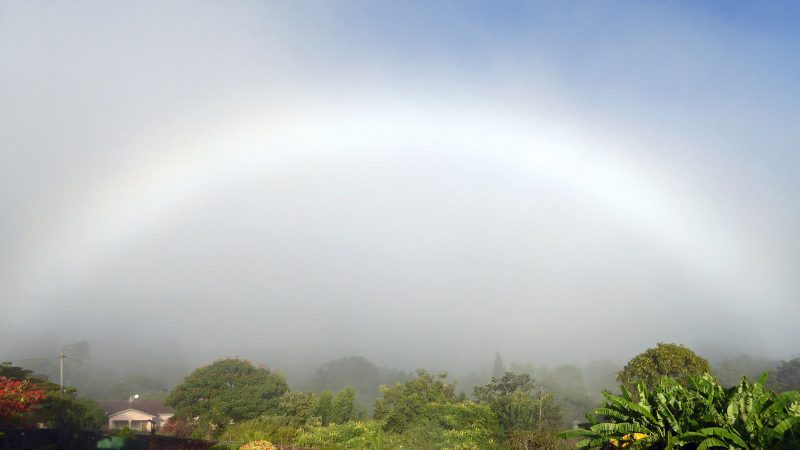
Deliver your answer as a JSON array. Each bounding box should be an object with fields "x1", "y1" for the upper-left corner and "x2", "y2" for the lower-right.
[{"x1": 2, "y1": 1, "x2": 799, "y2": 387}]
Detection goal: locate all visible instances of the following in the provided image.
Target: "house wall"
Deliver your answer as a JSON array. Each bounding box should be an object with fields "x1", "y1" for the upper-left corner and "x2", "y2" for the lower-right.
[{"x1": 108, "y1": 410, "x2": 156, "y2": 431}]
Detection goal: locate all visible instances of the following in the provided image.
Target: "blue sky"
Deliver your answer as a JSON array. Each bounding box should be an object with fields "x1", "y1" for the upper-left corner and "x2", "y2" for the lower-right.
[{"x1": 272, "y1": 1, "x2": 800, "y2": 173}]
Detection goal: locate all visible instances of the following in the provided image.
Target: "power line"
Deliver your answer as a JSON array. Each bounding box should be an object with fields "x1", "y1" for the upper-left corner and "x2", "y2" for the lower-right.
[
  {"x1": 4, "y1": 354, "x2": 170, "y2": 393},
  {"x1": 2, "y1": 356, "x2": 60, "y2": 363},
  {"x1": 64, "y1": 356, "x2": 169, "y2": 392}
]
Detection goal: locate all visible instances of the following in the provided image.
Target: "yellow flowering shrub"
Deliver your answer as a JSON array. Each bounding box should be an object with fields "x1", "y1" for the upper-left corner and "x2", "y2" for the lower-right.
[{"x1": 239, "y1": 440, "x2": 277, "y2": 450}]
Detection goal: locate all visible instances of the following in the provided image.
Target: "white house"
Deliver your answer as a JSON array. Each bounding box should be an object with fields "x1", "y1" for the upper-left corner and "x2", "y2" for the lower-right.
[{"x1": 99, "y1": 400, "x2": 175, "y2": 432}]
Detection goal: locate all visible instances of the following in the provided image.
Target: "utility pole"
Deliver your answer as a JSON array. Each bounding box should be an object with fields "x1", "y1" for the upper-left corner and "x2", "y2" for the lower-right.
[
  {"x1": 59, "y1": 352, "x2": 65, "y2": 399},
  {"x1": 538, "y1": 385, "x2": 543, "y2": 430}
]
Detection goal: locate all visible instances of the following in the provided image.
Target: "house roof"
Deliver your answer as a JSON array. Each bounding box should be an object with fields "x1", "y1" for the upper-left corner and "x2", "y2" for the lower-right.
[
  {"x1": 108, "y1": 408, "x2": 156, "y2": 419},
  {"x1": 98, "y1": 399, "x2": 175, "y2": 416}
]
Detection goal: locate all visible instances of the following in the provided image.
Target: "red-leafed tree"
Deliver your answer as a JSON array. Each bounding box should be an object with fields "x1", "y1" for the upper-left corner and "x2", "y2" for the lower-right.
[{"x1": 0, "y1": 376, "x2": 46, "y2": 427}]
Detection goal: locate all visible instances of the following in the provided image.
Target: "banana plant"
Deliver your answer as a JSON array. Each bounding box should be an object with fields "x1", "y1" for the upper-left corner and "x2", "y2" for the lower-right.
[
  {"x1": 562, "y1": 378, "x2": 682, "y2": 449},
  {"x1": 678, "y1": 374, "x2": 800, "y2": 449},
  {"x1": 561, "y1": 374, "x2": 800, "y2": 449}
]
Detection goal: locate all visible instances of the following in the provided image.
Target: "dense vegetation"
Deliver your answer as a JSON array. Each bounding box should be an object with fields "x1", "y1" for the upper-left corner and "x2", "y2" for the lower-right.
[
  {"x1": 165, "y1": 358, "x2": 290, "y2": 436},
  {"x1": 563, "y1": 374, "x2": 800, "y2": 449},
  {"x1": 165, "y1": 344, "x2": 799, "y2": 449},
  {"x1": 0, "y1": 362, "x2": 105, "y2": 431},
  {"x1": 559, "y1": 343, "x2": 800, "y2": 449},
  {"x1": 302, "y1": 356, "x2": 409, "y2": 410},
  {"x1": 168, "y1": 360, "x2": 568, "y2": 449},
  {"x1": 3, "y1": 342, "x2": 799, "y2": 449}
]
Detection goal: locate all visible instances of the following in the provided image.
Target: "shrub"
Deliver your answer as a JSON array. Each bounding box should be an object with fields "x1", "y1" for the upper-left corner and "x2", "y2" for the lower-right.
[
  {"x1": 220, "y1": 415, "x2": 302, "y2": 446},
  {"x1": 295, "y1": 420, "x2": 400, "y2": 449},
  {"x1": 399, "y1": 419, "x2": 501, "y2": 449},
  {"x1": 296, "y1": 418, "x2": 502, "y2": 450},
  {"x1": 117, "y1": 427, "x2": 137, "y2": 440},
  {"x1": 239, "y1": 440, "x2": 277, "y2": 450},
  {"x1": 96, "y1": 436, "x2": 128, "y2": 450},
  {"x1": 507, "y1": 430, "x2": 573, "y2": 450}
]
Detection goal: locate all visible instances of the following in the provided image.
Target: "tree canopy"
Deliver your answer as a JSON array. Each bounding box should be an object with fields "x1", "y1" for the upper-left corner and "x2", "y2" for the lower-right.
[
  {"x1": 272, "y1": 388, "x2": 364, "y2": 427},
  {"x1": 166, "y1": 358, "x2": 288, "y2": 436},
  {"x1": 373, "y1": 370, "x2": 499, "y2": 447},
  {"x1": 617, "y1": 342, "x2": 711, "y2": 393},
  {"x1": 374, "y1": 369, "x2": 464, "y2": 433},
  {"x1": 0, "y1": 362, "x2": 103, "y2": 431},
  {"x1": 0, "y1": 377, "x2": 46, "y2": 427},
  {"x1": 474, "y1": 371, "x2": 562, "y2": 438},
  {"x1": 303, "y1": 356, "x2": 408, "y2": 410}
]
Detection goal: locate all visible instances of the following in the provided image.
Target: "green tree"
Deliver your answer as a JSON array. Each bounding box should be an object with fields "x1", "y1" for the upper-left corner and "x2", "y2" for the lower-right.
[
  {"x1": 474, "y1": 372, "x2": 563, "y2": 438},
  {"x1": 769, "y1": 357, "x2": 800, "y2": 392},
  {"x1": 274, "y1": 391, "x2": 319, "y2": 426},
  {"x1": 274, "y1": 388, "x2": 363, "y2": 427},
  {"x1": 617, "y1": 343, "x2": 711, "y2": 393},
  {"x1": 475, "y1": 372, "x2": 536, "y2": 400},
  {"x1": 505, "y1": 362, "x2": 596, "y2": 428},
  {"x1": 38, "y1": 395, "x2": 105, "y2": 431},
  {"x1": 372, "y1": 370, "x2": 500, "y2": 447},
  {"x1": 330, "y1": 387, "x2": 363, "y2": 424},
  {"x1": 0, "y1": 362, "x2": 37, "y2": 381},
  {"x1": 0, "y1": 362, "x2": 104, "y2": 431},
  {"x1": 166, "y1": 358, "x2": 288, "y2": 437},
  {"x1": 304, "y1": 356, "x2": 408, "y2": 410},
  {"x1": 400, "y1": 402, "x2": 500, "y2": 449},
  {"x1": 374, "y1": 370, "x2": 462, "y2": 433}
]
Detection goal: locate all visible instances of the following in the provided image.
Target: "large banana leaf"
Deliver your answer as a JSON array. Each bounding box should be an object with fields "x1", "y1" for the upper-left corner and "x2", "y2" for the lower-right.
[{"x1": 562, "y1": 374, "x2": 800, "y2": 450}]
